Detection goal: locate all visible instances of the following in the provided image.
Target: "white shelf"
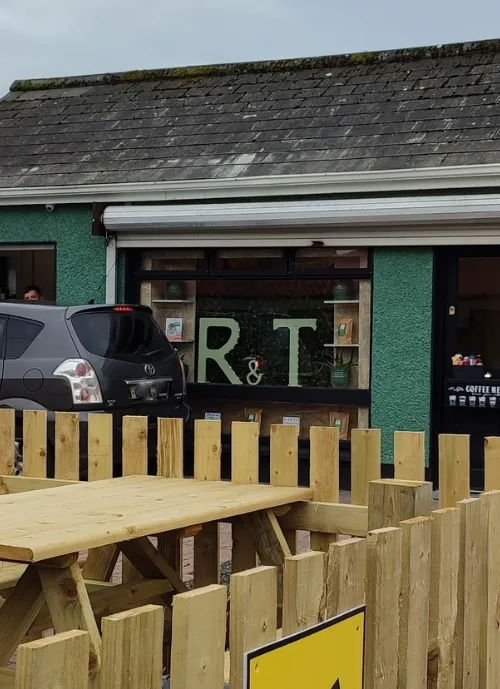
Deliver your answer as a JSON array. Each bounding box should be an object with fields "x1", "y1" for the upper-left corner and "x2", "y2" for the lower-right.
[
  {"x1": 324, "y1": 300, "x2": 360, "y2": 305},
  {"x1": 324, "y1": 343, "x2": 360, "y2": 348},
  {"x1": 153, "y1": 299, "x2": 194, "y2": 304}
]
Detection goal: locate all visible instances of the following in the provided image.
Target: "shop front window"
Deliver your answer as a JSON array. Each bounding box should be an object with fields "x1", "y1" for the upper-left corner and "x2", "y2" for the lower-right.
[
  {"x1": 137, "y1": 247, "x2": 371, "y2": 438},
  {"x1": 196, "y1": 278, "x2": 363, "y2": 389}
]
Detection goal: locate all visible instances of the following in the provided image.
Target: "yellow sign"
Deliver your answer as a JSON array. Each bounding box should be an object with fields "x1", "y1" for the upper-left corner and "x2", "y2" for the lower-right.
[{"x1": 244, "y1": 606, "x2": 365, "y2": 689}]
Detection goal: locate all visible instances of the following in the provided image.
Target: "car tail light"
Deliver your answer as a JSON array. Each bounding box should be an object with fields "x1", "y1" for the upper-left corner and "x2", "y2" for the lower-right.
[
  {"x1": 53, "y1": 359, "x2": 103, "y2": 405},
  {"x1": 113, "y1": 306, "x2": 134, "y2": 312}
]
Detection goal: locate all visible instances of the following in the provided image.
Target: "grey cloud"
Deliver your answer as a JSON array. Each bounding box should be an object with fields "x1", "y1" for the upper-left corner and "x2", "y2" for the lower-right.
[{"x1": 0, "y1": 0, "x2": 499, "y2": 94}]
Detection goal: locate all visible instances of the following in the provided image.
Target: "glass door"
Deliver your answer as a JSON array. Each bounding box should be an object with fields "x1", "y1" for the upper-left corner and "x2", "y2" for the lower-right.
[
  {"x1": 439, "y1": 250, "x2": 500, "y2": 490},
  {"x1": 456, "y1": 257, "x2": 500, "y2": 374}
]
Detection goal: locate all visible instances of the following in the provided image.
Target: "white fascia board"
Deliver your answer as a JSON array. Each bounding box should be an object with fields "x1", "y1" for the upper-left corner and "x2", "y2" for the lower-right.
[
  {"x1": 3, "y1": 163, "x2": 500, "y2": 205},
  {"x1": 116, "y1": 224, "x2": 500, "y2": 248},
  {"x1": 104, "y1": 194, "x2": 500, "y2": 232}
]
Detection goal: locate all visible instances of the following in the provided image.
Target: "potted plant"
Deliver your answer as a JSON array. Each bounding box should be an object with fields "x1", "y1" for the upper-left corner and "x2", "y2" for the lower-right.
[
  {"x1": 315, "y1": 350, "x2": 355, "y2": 389},
  {"x1": 164, "y1": 281, "x2": 185, "y2": 300},
  {"x1": 333, "y1": 280, "x2": 355, "y2": 301}
]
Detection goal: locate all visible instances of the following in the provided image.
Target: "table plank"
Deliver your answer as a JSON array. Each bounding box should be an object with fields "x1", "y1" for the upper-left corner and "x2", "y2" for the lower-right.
[{"x1": 0, "y1": 476, "x2": 312, "y2": 562}]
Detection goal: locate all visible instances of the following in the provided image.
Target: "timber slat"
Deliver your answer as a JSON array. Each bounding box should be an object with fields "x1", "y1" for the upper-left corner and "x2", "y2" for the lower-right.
[{"x1": 1, "y1": 411, "x2": 499, "y2": 688}]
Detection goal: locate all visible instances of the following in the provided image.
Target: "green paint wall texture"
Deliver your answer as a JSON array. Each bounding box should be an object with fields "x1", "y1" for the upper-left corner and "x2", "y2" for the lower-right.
[
  {"x1": 0, "y1": 206, "x2": 106, "y2": 304},
  {"x1": 371, "y1": 248, "x2": 434, "y2": 465}
]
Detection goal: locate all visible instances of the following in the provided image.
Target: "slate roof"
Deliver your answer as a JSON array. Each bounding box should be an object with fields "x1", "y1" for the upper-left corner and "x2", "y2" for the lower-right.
[{"x1": 2, "y1": 39, "x2": 500, "y2": 188}]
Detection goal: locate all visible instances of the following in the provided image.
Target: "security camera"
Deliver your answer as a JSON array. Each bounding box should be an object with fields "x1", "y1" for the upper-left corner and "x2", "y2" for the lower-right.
[{"x1": 45, "y1": 204, "x2": 55, "y2": 213}]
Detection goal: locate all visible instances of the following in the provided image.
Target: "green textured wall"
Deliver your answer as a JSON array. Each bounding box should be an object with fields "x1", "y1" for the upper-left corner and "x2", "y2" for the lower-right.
[
  {"x1": 371, "y1": 248, "x2": 434, "y2": 464},
  {"x1": 0, "y1": 206, "x2": 106, "y2": 304}
]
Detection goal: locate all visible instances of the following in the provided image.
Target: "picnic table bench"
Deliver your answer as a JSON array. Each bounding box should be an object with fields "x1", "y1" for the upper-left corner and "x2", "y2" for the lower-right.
[{"x1": 0, "y1": 474, "x2": 312, "y2": 682}]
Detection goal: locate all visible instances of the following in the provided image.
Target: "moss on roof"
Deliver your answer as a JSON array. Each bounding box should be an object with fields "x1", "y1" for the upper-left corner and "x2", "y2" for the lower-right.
[{"x1": 10, "y1": 38, "x2": 500, "y2": 92}]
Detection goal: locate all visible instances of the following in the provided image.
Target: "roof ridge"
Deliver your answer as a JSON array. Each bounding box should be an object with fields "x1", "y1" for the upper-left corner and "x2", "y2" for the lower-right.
[{"x1": 10, "y1": 38, "x2": 500, "y2": 92}]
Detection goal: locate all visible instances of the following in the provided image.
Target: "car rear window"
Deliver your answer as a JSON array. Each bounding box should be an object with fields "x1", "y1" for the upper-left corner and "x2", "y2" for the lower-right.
[{"x1": 71, "y1": 309, "x2": 174, "y2": 363}]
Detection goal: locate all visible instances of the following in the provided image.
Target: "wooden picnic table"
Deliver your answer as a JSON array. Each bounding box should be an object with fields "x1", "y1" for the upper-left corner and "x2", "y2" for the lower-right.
[{"x1": 0, "y1": 475, "x2": 312, "y2": 681}]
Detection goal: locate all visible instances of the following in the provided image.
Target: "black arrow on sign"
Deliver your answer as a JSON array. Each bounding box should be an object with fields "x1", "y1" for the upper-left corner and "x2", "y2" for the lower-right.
[{"x1": 332, "y1": 681, "x2": 340, "y2": 689}]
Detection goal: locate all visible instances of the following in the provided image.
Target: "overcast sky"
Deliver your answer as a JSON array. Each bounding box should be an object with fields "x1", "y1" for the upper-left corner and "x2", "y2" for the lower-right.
[{"x1": 0, "y1": 0, "x2": 499, "y2": 94}]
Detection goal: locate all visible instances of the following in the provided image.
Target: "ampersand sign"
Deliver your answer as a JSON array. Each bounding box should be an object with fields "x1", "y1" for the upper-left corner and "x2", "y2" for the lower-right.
[{"x1": 246, "y1": 358, "x2": 263, "y2": 386}]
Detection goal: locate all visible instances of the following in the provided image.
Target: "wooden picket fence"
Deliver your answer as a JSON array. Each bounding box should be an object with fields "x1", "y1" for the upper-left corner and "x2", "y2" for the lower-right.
[{"x1": 2, "y1": 411, "x2": 500, "y2": 688}]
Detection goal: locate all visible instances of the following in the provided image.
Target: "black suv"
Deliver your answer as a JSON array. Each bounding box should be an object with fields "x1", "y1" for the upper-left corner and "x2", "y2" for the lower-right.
[{"x1": 0, "y1": 302, "x2": 190, "y2": 476}]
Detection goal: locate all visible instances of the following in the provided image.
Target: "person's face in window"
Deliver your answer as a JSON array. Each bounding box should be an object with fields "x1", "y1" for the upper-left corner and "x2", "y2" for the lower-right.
[{"x1": 24, "y1": 289, "x2": 41, "y2": 301}]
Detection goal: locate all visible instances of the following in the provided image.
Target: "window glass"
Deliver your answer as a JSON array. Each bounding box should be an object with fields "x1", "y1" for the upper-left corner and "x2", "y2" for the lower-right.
[
  {"x1": 294, "y1": 248, "x2": 368, "y2": 271},
  {"x1": 195, "y1": 279, "x2": 361, "y2": 388},
  {"x1": 5, "y1": 317, "x2": 44, "y2": 359},
  {"x1": 71, "y1": 309, "x2": 174, "y2": 363},
  {"x1": 141, "y1": 250, "x2": 204, "y2": 272},
  {"x1": 213, "y1": 249, "x2": 286, "y2": 274},
  {"x1": 190, "y1": 398, "x2": 360, "y2": 439},
  {"x1": 457, "y1": 257, "x2": 500, "y2": 373},
  {"x1": 140, "y1": 247, "x2": 371, "y2": 389}
]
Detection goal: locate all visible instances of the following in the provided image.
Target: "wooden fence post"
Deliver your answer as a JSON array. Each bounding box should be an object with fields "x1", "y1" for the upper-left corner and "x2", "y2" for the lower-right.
[
  {"x1": 484, "y1": 437, "x2": 500, "y2": 491},
  {"x1": 229, "y1": 566, "x2": 277, "y2": 689},
  {"x1": 368, "y1": 479, "x2": 433, "y2": 531},
  {"x1": 325, "y1": 537, "x2": 366, "y2": 619},
  {"x1": 170, "y1": 585, "x2": 227, "y2": 689},
  {"x1": 101, "y1": 605, "x2": 164, "y2": 689},
  {"x1": 394, "y1": 431, "x2": 426, "y2": 482},
  {"x1": 283, "y1": 552, "x2": 325, "y2": 637},
  {"x1": 350, "y1": 428, "x2": 381, "y2": 506},
  {"x1": 398, "y1": 516, "x2": 431, "y2": 689},
  {"x1": 231, "y1": 421, "x2": 259, "y2": 573},
  {"x1": 157, "y1": 418, "x2": 184, "y2": 578},
  {"x1": 193, "y1": 420, "x2": 221, "y2": 588},
  {"x1": 270, "y1": 424, "x2": 299, "y2": 553},
  {"x1": 0, "y1": 407, "x2": 15, "y2": 475},
  {"x1": 15, "y1": 630, "x2": 89, "y2": 689},
  {"x1": 479, "y1": 491, "x2": 500, "y2": 689},
  {"x1": 55, "y1": 411, "x2": 80, "y2": 480},
  {"x1": 364, "y1": 527, "x2": 402, "y2": 689},
  {"x1": 456, "y1": 498, "x2": 481, "y2": 689},
  {"x1": 428, "y1": 508, "x2": 460, "y2": 689},
  {"x1": 438, "y1": 434, "x2": 470, "y2": 508},
  {"x1": 88, "y1": 413, "x2": 113, "y2": 481},
  {"x1": 157, "y1": 416, "x2": 184, "y2": 480},
  {"x1": 310, "y1": 426, "x2": 339, "y2": 552},
  {"x1": 83, "y1": 414, "x2": 118, "y2": 583},
  {"x1": 121, "y1": 415, "x2": 149, "y2": 584},
  {"x1": 22, "y1": 409, "x2": 47, "y2": 478},
  {"x1": 122, "y1": 415, "x2": 148, "y2": 477}
]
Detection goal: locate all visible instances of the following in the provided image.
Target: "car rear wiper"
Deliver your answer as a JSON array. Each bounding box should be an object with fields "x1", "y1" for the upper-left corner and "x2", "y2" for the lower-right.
[{"x1": 143, "y1": 348, "x2": 164, "y2": 358}]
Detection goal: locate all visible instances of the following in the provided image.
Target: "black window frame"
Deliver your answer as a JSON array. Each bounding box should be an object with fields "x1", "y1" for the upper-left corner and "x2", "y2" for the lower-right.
[
  {"x1": 130, "y1": 247, "x2": 372, "y2": 406},
  {"x1": 135, "y1": 248, "x2": 372, "y2": 282}
]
